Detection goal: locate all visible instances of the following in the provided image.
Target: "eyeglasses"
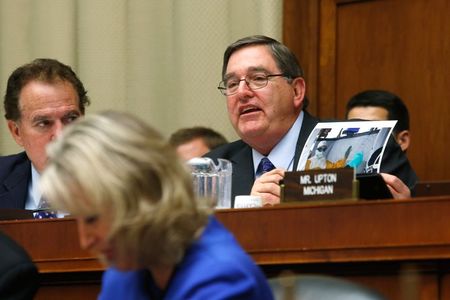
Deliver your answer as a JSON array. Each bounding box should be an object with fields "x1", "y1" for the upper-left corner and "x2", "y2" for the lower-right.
[
  {"x1": 217, "y1": 73, "x2": 286, "y2": 96},
  {"x1": 317, "y1": 146, "x2": 327, "y2": 152}
]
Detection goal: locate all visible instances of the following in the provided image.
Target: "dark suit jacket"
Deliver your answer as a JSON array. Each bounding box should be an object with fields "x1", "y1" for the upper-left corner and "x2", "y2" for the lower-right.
[
  {"x1": 0, "y1": 152, "x2": 31, "y2": 209},
  {"x1": 206, "y1": 110, "x2": 417, "y2": 205},
  {"x1": 0, "y1": 231, "x2": 39, "y2": 299}
]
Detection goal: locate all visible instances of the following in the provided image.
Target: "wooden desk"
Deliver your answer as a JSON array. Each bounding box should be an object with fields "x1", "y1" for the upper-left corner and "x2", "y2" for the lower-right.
[
  {"x1": 0, "y1": 217, "x2": 101, "y2": 299},
  {"x1": 217, "y1": 197, "x2": 450, "y2": 299},
  {"x1": 1, "y1": 197, "x2": 450, "y2": 299}
]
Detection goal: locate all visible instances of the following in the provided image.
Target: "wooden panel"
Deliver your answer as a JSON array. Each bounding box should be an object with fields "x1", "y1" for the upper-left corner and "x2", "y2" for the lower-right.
[
  {"x1": 283, "y1": 0, "x2": 320, "y2": 115},
  {"x1": 349, "y1": 273, "x2": 438, "y2": 300},
  {"x1": 335, "y1": 0, "x2": 450, "y2": 181},
  {"x1": 216, "y1": 197, "x2": 450, "y2": 265},
  {"x1": 415, "y1": 180, "x2": 450, "y2": 197},
  {"x1": 0, "y1": 218, "x2": 101, "y2": 273},
  {"x1": 216, "y1": 198, "x2": 450, "y2": 300},
  {"x1": 0, "y1": 218, "x2": 102, "y2": 299},
  {"x1": 317, "y1": 0, "x2": 337, "y2": 117},
  {"x1": 35, "y1": 284, "x2": 100, "y2": 300},
  {"x1": 283, "y1": 0, "x2": 450, "y2": 181},
  {"x1": 441, "y1": 274, "x2": 450, "y2": 300}
]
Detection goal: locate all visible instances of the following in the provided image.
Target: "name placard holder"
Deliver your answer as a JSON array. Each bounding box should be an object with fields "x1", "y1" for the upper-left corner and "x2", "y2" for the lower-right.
[{"x1": 281, "y1": 168, "x2": 357, "y2": 203}]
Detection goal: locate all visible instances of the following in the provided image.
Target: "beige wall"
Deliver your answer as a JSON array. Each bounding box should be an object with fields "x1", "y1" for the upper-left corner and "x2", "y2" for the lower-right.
[{"x1": 0, "y1": 0, "x2": 282, "y2": 154}]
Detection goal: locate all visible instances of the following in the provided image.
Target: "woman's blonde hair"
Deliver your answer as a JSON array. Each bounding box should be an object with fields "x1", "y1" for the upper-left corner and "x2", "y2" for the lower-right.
[{"x1": 40, "y1": 111, "x2": 211, "y2": 267}]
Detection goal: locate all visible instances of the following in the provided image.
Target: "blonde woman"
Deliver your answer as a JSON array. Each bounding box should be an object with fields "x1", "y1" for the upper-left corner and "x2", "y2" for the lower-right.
[{"x1": 40, "y1": 111, "x2": 273, "y2": 300}]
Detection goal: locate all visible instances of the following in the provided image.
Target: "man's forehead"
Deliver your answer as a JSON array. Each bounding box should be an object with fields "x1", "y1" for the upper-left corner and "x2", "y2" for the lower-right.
[
  {"x1": 348, "y1": 106, "x2": 389, "y2": 120},
  {"x1": 19, "y1": 81, "x2": 80, "y2": 111},
  {"x1": 226, "y1": 45, "x2": 277, "y2": 74},
  {"x1": 23, "y1": 105, "x2": 81, "y2": 123}
]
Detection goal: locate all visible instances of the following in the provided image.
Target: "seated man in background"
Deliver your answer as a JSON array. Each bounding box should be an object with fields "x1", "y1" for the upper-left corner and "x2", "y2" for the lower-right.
[
  {"x1": 207, "y1": 35, "x2": 416, "y2": 205},
  {"x1": 169, "y1": 126, "x2": 228, "y2": 161},
  {"x1": 40, "y1": 111, "x2": 274, "y2": 300},
  {"x1": 0, "y1": 231, "x2": 39, "y2": 299},
  {"x1": 0, "y1": 58, "x2": 90, "y2": 210},
  {"x1": 346, "y1": 90, "x2": 410, "y2": 152}
]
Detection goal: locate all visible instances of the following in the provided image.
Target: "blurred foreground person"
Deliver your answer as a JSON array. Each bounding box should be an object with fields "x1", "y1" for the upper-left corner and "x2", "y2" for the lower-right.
[
  {"x1": 0, "y1": 231, "x2": 39, "y2": 299},
  {"x1": 40, "y1": 111, "x2": 273, "y2": 300}
]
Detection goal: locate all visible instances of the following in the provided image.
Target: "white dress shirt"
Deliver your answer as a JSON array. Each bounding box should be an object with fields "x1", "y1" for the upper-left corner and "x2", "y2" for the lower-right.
[
  {"x1": 25, "y1": 165, "x2": 41, "y2": 210},
  {"x1": 252, "y1": 111, "x2": 304, "y2": 177}
]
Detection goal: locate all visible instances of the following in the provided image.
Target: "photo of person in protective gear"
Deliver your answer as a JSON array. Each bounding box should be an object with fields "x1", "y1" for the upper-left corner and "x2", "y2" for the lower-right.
[{"x1": 305, "y1": 140, "x2": 364, "y2": 171}]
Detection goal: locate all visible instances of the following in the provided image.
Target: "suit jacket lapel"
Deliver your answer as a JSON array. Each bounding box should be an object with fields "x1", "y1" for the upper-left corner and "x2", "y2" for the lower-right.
[
  {"x1": 0, "y1": 155, "x2": 30, "y2": 209},
  {"x1": 227, "y1": 144, "x2": 254, "y2": 205}
]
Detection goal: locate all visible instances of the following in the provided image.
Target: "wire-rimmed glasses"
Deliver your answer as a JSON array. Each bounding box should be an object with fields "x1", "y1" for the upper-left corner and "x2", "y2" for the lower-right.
[{"x1": 217, "y1": 72, "x2": 286, "y2": 96}]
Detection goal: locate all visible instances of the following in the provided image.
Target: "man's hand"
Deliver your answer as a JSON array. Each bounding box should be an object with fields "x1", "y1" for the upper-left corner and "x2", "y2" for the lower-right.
[
  {"x1": 380, "y1": 173, "x2": 411, "y2": 199},
  {"x1": 250, "y1": 168, "x2": 285, "y2": 206}
]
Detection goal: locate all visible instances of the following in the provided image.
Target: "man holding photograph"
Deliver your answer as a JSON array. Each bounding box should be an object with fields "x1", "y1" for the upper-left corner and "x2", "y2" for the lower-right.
[{"x1": 206, "y1": 35, "x2": 416, "y2": 205}]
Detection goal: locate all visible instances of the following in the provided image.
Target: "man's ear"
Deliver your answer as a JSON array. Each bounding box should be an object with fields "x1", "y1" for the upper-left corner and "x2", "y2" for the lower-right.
[
  {"x1": 292, "y1": 77, "x2": 306, "y2": 109},
  {"x1": 7, "y1": 120, "x2": 24, "y2": 147},
  {"x1": 395, "y1": 130, "x2": 410, "y2": 152}
]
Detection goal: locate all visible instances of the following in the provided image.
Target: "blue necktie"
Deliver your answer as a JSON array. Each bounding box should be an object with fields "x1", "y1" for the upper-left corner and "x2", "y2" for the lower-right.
[
  {"x1": 256, "y1": 157, "x2": 275, "y2": 177},
  {"x1": 33, "y1": 197, "x2": 58, "y2": 219}
]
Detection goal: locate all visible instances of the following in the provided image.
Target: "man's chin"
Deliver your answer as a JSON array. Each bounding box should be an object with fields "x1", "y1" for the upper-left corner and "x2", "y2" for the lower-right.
[{"x1": 237, "y1": 124, "x2": 267, "y2": 139}]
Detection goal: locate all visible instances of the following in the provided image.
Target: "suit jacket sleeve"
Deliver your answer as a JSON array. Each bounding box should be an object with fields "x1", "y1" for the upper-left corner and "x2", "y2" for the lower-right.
[
  {"x1": 379, "y1": 135, "x2": 418, "y2": 191},
  {"x1": 0, "y1": 152, "x2": 31, "y2": 209}
]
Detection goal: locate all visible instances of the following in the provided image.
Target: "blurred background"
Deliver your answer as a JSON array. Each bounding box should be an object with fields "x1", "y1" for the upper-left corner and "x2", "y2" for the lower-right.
[{"x1": 0, "y1": 0, "x2": 283, "y2": 154}]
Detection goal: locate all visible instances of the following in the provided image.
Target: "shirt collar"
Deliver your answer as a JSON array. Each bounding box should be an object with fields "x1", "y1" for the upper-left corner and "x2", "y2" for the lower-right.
[
  {"x1": 25, "y1": 164, "x2": 41, "y2": 210},
  {"x1": 252, "y1": 111, "x2": 304, "y2": 174}
]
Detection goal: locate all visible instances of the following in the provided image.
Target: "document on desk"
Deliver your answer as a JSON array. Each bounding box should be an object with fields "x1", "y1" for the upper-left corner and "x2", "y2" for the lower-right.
[{"x1": 297, "y1": 120, "x2": 397, "y2": 175}]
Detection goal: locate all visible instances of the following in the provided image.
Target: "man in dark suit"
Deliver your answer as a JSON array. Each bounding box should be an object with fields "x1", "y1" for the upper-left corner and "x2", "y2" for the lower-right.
[
  {"x1": 0, "y1": 231, "x2": 39, "y2": 299},
  {"x1": 207, "y1": 35, "x2": 416, "y2": 206},
  {"x1": 346, "y1": 89, "x2": 411, "y2": 152},
  {"x1": 0, "y1": 58, "x2": 90, "y2": 209}
]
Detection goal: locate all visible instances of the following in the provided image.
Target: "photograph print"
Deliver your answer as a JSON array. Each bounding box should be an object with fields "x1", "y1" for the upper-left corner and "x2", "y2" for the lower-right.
[{"x1": 297, "y1": 120, "x2": 397, "y2": 175}]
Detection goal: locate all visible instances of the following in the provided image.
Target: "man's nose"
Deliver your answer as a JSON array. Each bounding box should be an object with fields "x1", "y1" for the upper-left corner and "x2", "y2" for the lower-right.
[
  {"x1": 236, "y1": 80, "x2": 254, "y2": 99},
  {"x1": 51, "y1": 121, "x2": 64, "y2": 140},
  {"x1": 238, "y1": 79, "x2": 251, "y2": 91}
]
